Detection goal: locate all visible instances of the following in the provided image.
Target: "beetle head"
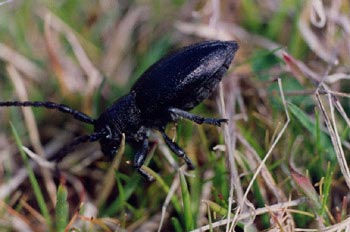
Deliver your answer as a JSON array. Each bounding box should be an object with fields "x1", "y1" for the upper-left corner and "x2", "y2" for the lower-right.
[
  {"x1": 98, "y1": 127, "x2": 122, "y2": 158},
  {"x1": 94, "y1": 115, "x2": 123, "y2": 158}
]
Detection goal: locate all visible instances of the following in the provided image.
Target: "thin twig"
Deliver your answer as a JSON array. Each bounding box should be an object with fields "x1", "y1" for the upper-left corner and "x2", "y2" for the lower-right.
[
  {"x1": 191, "y1": 198, "x2": 306, "y2": 232},
  {"x1": 96, "y1": 134, "x2": 125, "y2": 207},
  {"x1": 158, "y1": 174, "x2": 180, "y2": 232},
  {"x1": 315, "y1": 90, "x2": 350, "y2": 189},
  {"x1": 6, "y1": 64, "x2": 57, "y2": 206},
  {"x1": 231, "y1": 78, "x2": 290, "y2": 230}
]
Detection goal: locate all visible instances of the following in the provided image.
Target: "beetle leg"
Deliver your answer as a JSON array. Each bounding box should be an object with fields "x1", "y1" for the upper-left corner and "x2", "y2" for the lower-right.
[
  {"x1": 54, "y1": 131, "x2": 106, "y2": 162},
  {"x1": 161, "y1": 131, "x2": 195, "y2": 170},
  {"x1": 134, "y1": 138, "x2": 149, "y2": 167},
  {"x1": 133, "y1": 138, "x2": 154, "y2": 181},
  {"x1": 168, "y1": 107, "x2": 228, "y2": 127}
]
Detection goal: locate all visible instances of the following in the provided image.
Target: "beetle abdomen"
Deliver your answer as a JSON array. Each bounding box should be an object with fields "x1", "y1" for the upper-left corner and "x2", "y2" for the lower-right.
[
  {"x1": 132, "y1": 41, "x2": 238, "y2": 116},
  {"x1": 181, "y1": 65, "x2": 228, "y2": 110}
]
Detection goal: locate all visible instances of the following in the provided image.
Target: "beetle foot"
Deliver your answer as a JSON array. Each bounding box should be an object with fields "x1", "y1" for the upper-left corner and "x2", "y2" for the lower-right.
[
  {"x1": 203, "y1": 118, "x2": 228, "y2": 127},
  {"x1": 161, "y1": 131, "x2": 196, "y2": 170},
  {"x1": 187, "y1": 161, "x2": 195, "y2": 170}
]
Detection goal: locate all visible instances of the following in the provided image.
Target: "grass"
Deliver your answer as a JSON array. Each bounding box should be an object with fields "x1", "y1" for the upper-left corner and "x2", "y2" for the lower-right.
[{"x1": 0, "y1": 0, "x2": 350, "y2": 231}]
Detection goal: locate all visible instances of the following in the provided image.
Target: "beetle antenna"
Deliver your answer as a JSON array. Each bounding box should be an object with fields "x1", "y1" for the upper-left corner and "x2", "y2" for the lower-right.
[
  {"x1": 0, "y1": 101, "x2": 95, "y2": 125},
  {"x1": 52, "y1": 131, "x2": 106, "y2": 162}
]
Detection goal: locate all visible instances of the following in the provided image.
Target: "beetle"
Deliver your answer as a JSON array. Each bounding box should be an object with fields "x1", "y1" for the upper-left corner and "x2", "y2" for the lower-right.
[{"x1": 0, "y1": 40, "x2": 239, "y2": 180}]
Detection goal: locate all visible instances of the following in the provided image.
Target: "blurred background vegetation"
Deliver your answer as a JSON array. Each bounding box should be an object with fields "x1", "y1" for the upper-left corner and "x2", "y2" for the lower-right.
[{"x1": 0, "y1": 0, "x2": 350, "y2": 231}]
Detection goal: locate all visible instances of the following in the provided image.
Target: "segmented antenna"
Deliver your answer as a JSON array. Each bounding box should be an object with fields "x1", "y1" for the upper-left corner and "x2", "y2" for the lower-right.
[{"x1": 0, "y1": 101, "x2": 95, "y2": 125}]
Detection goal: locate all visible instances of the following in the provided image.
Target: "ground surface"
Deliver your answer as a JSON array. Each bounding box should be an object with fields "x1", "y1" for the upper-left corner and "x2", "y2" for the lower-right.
[{"x1": 0, "y1": 1, "x2": 350, "y2": 231}]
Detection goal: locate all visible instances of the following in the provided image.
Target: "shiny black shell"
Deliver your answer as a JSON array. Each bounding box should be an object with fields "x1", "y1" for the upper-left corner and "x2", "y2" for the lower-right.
[{"x1": 131, "y1": 41, "x2": 238, "y2": 118}]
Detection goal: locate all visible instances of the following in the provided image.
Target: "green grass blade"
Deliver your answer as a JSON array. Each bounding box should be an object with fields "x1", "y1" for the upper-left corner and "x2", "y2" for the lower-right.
[
  {"x1": 204, "y1": 200, "x2": 234, "y2": 217},
  {"x1": 320, "y1": 162, "x2": 334, "y2": 223},
  {"x1": 206, "y1": 203, "x2": 213, "y2": 232},
  {"x1": 266, "y1": 0, "x2": 294, "y2": 39},
  {"x1": 288, "y1": 102, "x2": 335, "y2": 159},
  {"x1": 142, "y1": 166, "x2": 181, "y2": 213},
  {"x1": 55, "y1": 184, "x2": 69, "y2": 232},
  {"x1": 10, "y1": 123, "x2": 52, "y2": 228},
  {"x1": 179, "y1": 171, "x2": 194, "y2": 231},
  {"x1": 171, "y1": 217, "x2": 183, "y2": 232},
  {"x1": 240, "y1": 0, "x2": 261, "y2": 31}
]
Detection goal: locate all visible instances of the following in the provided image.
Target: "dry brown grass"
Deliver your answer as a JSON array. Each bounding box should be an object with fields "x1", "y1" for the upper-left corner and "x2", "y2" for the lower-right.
[{"x1": 0, "y1": 0, "x2": 350, "y2": 231}]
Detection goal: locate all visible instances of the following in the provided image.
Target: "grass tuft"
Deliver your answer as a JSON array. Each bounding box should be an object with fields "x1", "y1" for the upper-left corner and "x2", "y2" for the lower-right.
[{"x1": 1, "y1": 1, "x2": 350, "y2": 231}]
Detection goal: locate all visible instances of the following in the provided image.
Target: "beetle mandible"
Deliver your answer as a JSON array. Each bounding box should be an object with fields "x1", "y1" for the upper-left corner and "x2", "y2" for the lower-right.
[{"x1": 0, "y1": 40, "x2": 239, "y2": 180}]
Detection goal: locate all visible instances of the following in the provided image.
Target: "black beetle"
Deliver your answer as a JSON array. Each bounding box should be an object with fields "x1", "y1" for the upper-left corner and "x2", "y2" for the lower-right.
[{"x1": 0, "y1": 40, "x2": 238, "y2": 180}]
